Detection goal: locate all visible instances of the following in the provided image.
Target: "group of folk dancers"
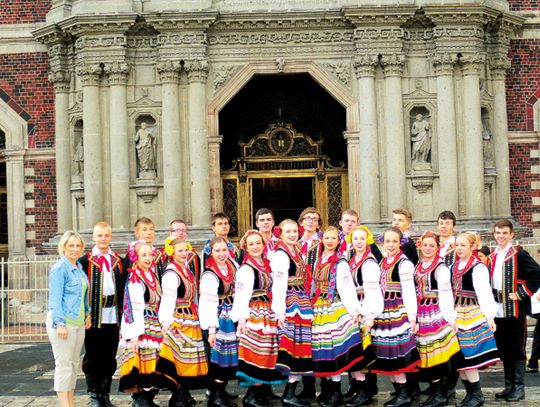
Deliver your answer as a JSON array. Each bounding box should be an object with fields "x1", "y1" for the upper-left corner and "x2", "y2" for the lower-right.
[{"x1": 80, "y1": 207, "x2": 540, "y2": 407}]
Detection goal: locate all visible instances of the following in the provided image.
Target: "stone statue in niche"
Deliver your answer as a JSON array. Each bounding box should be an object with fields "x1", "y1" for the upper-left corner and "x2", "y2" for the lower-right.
[
  {"x1": 411, "y1": 113, "x2": 431, "y2": 164},
  {"x1": 73, "y1": 136, "x2": 84, "y2": 178},
  {"x1": 135, "y1": 122, "x2": 157, "y2": 178},
  {"x1": 482, "y1": 120, "x2": 495, "y2": 168}
]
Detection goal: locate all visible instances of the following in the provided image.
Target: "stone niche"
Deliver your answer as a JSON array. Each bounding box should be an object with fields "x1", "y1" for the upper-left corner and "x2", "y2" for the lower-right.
[{"x1": 132, "y1": 114, "x2": 161, "y2": 204}]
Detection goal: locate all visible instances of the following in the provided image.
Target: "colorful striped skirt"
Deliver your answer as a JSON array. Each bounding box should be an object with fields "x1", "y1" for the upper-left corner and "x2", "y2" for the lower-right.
[
  {"x1": 370, "y1": 294, "x2": 420, "y2": 374},
  {"x1": 416, "y1": 299, "x2": 463, "y2": 381},
  {"x1": 119, "y1": 304, "x2": 163, "y2": 392},
  {"x1": 237, "y1": 297, "x2": 286, "y2": 386},
  {"x1": 209, "y1": 301, "x2": 239, "y2": 381},
  {"x1": 312, "y1": 296, "x2": 366, "y2": 376},
  {"x1": 276, "y1": 288, "x2": 314, "y2": 376},
  {"x1": 157, "y1": 307, "x2": 208, "y2": 389},
  {"x1": 455, "y1": 302, "x2": 500, "y2": 370}
]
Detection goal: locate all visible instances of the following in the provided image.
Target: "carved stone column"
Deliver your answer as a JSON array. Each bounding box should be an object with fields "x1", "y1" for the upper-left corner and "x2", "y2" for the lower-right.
[
  {"x1": 354, "y1": 55, "x2": 380, "y2": 222},
  {"x1": 491, "y1": 59, "x2": 512, "y2": 217},
  {"x1": 461, "y1": 55, "x2": 485, "y2": 217},
  {"x1": 105, "y1": 61, "x2": 130, "y2": 229},
  {"x1": 186, "y1": 59, "x2": 211, "y2": 227},
  {"x1": 5, "y1": 150, "x2": 26, "y2": 256},
  {"x1": 157, "y1": 60, "x2": 182, "y2": 224},
  {"x1": 77, "y1": 64, "x2": 103, "y2": 229},
  {"x1": 382, "y1": 54, "x2": 407, "y2": 213},
  {"x1": 433, "y1": 54, "x2": 459, "y2": 213},
  {"x1": 49, "y1": 69, "x2": 72, "y2": 232},
  {"x1": 343, "y1": 130, "x2": 360, "y2": 213},
  {"x1": 208, "y1": 135, "x2": 223, "y2": 214}
]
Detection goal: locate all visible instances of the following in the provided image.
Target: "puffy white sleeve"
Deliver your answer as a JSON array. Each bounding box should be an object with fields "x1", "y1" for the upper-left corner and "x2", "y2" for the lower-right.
[
  {"x1": 230, "y1": 265, "x2": 254, "y2": 323},
  {"x1": 399, "y1": 259, "x2": 417, "y2": 320},
  {"x1": 435, "y1": 264, "x2": 457, "y2": 322},
  {"x1": 199, "y1": 272, "x2": 220, "y2": 330},
  {"x1": 472, "y1": 263, "x2": 499, "y2": 320},
  {"x1": 361, "y1": 260, "x2": 384, "y2": 320},
  {"x1": 271, "y1": 250, "x2": 290, "y2": 317},
  {"x1": 336, "y1": 260, "x2": 361, "y2": 315},
  {"x1": 158, "y1": 270, "x2": 180, "y2": 326},
  {"x1": 120, "y1": 280, "x2": 145, "y2": 340}
]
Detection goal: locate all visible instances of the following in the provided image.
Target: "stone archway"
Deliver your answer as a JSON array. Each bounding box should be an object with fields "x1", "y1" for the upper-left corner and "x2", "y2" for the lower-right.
[{"x1": 207, "y1": 61, "x2": 359, "y2": 214}]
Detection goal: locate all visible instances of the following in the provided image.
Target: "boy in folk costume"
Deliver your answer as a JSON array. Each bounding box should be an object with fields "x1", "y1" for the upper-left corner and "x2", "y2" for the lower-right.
[
  {"x1": 391, "y1": 208, "x2": 418, "y2": 266},
  {"x1": 203, "y1": 212, "x2": 242, "y2": 266},
  {"x1": 255, "y1": 208, "x2": 279, "y2": 258},
  {"x1": 337, "y1": 209, "x2": 383, "y2": 262},
  {"x1": 437, "y1": 211, "x2": 458, "y2": 266},
  {"x1": 489, "y1": 219, "x2": 540, "y2": 401},
  {"x1": 79, "y1": 222, "x2": 125, "y2": 407}
]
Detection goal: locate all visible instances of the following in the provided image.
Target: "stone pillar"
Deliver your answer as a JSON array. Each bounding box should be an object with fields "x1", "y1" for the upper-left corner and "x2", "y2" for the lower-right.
[
  {"x1": 433, "y1": 55, "x2": 459, "y2": 213},
  {"x1": 77, "y1": 64, "x2": 103, "y2": 229},
  {"x1": 49, "y1": 70, "x2": 72, "y2": 232},
  {"x1": 461, "y1": 57, "x2": 485, "y2": 218},
  {"x1": 186, "y1": 60, "x2": 211, "y2": 227},
  {"x1": 105, "y1": 62, "x2": 130, "y2": 229},
  {"x1": 382, "y1": 54, "x2": 406, "y2": 213},
  {"x1": 5, "y1": 150, "x2": 26, "y2": 257},
  {"x1": 491, "y1": 63, "x2": 512, "y2": 217},
  {"x1": 343, "y1": 131, "x2": 361, "y2": 213},
  {"x1": 354, "y1": 56, "x2": 380, "y2": 222},
  {"x1": 157, "y1": 60, "x2": 182, "y2": 224},
  {"x1": 208, "y1": 135, "x2": 223, "y2": 214}
]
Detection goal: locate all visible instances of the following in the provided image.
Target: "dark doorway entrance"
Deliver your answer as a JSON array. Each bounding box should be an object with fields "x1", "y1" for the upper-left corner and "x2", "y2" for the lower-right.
[{"x1": 252, "y1": 177, "x2": 314, "y2": 225}]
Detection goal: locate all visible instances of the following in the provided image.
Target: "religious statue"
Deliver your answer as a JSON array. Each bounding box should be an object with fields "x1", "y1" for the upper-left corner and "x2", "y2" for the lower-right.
[
  {"x1": 73, "y1": 136, "x2": 84, "y2": 178},
  {"x1": 135, "y1": 122, "x2": 156, "y2": 178},
  {"x1": 482, "y1": 120, "x2": 495, "y2": 168},
  {"x1": 411, "y1": 113, "x2": 431, "y2": 164}
]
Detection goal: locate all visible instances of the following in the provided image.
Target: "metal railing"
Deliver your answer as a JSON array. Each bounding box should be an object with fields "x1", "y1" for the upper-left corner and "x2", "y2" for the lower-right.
[{"x1": 1, "y1": 256, "x2": 58, "y2": 344}]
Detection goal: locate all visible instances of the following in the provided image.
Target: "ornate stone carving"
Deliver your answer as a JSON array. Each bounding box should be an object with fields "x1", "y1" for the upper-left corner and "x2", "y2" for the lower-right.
[
  {"x1": 489, "y1": 56, "x2": 511, "y2": 80},
  {"x1": 459, "y1": 53, "x2": 486, "y2": 75},
  {"x1": 381, "y1": 53, "x2": 405, "y2": 77},
  {"x1": 135, "y1": 122, "x2": 157, "y2": 179},
  {"x1": 73, "y1": 135, "x2": 84, "y2": 178},
  {"x1": 433, "y1": 27, "x2": 484, "y2": 40},
  {"x1": 185, "y1": 59, "x2": 209, "y2": 83},
  {"x1": 207, "y1": 30, "x2": 353, "y2": 46},
  {"x1": 157, "y1": 33, "x2": 207, "y2": 46},
  {"x1": 156, "y1": 60, "x2": 181, "y2": 83},
  {"x1": 48, "y1": 70, "x2": 71, "y2": 92},
  {"x1": 323, "y1": 61, "x2": 351, "y2": 87},
  {"x1": 104, "y1": 61, "x2": 129, "y2": 85},
  {"x1": 353, "y1": 54, "x2": 379, "y2": 78},
  {"x1": 76, "y1": 64, "x2": 102, "y2": 86},
  {"x1": 75, "y1": 35, "x2": 127, "y2": 49},
  {"x1": 432, "y1": 52, "x2": 457, "y2": 76},
  {"x1": 213, "y1": 65, "x2": 238, "y2": 90},
  {"x1": 354, "y1": 28, "x2": 403, "y2": 42},
  {"x1": 276, "y1": 58, "x2": 286, "y2": 73},
  {"x1": 411, "y1": 114, "x2": 432, "y2": 164}
]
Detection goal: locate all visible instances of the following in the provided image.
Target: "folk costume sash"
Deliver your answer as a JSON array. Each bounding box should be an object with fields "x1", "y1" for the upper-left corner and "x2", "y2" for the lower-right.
[{"x1": 87, "y1": 251, "x2": 122, "y2": 328}]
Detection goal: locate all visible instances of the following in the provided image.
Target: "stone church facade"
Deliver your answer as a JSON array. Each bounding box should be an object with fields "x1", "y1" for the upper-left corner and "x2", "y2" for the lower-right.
[{"x1": 1, "y1": 0, "x2": 540, "y2": 255}]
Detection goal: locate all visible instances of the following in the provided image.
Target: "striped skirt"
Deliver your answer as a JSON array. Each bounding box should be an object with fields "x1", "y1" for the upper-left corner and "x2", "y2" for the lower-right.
[
  {"x1": 157, "y1": 308, "x2": 208, "y2": 389},
  {"x1": 237, "y1": 297, "x2": 286, "y2": 385},
  {"x1": 370, "y1": 294, "x2": 420, "y2": 374},
  {"x1": 119, "y1": 305, "x2": 163, "y2": 392},
  {"x1": 455, "y1": 303, "x2": 500, "y2": 370},
  {"x1": 312, "y1": 296, "x2": 366, "y2": 376},
  {"x1": 416, "y1": 300, "x2": 463, "y2": 381},
  {"x1": 276, "y1": 288, "x2": 314, "y2": 376},
  {"x1": 209, "y1": 301, "x2": 239, "y2": 381}
]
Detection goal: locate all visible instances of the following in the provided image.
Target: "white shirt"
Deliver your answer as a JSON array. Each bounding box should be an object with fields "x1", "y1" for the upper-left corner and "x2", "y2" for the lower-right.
[
  {"x1": 493, "y1": 242, "x2": 512, "y2": 317},
  {"x1": 91, "y1": 246, "x2": 117, "y2": 324},
  {"x1": 439, "y1": 236, "x2": 455, "y2": 259}
]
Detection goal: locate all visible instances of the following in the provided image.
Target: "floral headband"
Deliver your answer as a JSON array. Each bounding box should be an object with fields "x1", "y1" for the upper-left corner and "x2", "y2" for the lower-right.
[
  {"x1": 128, "y1": 240, "x2": 147, "y2": 263},
  {"x1": 416, "y1": 230, "x2": 440, "y2": 248},
  {"x1": 346, "y1": 225, "x2": 375, "y2": 245},
  {"x1": 164, "y1": 237, "x2": 193, "y2": 257},
  {"x1": 239, "y1": 229, "x2": 266, "y2": 250}
]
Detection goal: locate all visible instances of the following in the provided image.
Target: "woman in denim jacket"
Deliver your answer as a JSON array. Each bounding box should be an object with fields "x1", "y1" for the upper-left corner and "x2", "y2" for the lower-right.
[{"x1": 47, "y1": 231, "x2": 91, "y2": 407}]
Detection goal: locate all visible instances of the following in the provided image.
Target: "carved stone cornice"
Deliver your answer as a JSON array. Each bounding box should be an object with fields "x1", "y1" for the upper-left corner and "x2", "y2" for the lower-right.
[
  {"x1": 185, "y1": 59, "x2": 209, "y2": 83},
  {"x1": 207, "y1": 30, "x2": 354, "y2": 46},
  {"x1": 432, "y1": 52, "x2": 457, "y2": 76},
  {"x1": 104, "y1": 62, "x2": 129, "y2": 86},
  {"x1": 353, "y1": 54, "x2": 379, "y2": 78},
  {"x1": 459, "y1": 53, "x2": 486, "y2": 75},
  {"x1": 353, "y1": 27, "x2": 403, "y2": 43},
  {"x1": 433, "y1": 26, "x2": 484, "y2": 41},
  {"x1": 145, "y1": 11, "x2": 217, "y2": 32},
  {"x1": 156, "y1": 60, "x2": 181, "y2": 84},
  {"x1": 157, "y1": 33, "x2": 207, "y2": 47},
  {"x1": 75, "y1": 35, "x2": 126, "y2": 50},
  {"x1": 381, "y1": 53, "x2": 405, "y2": 77},
  {"x1": 76, "y1": 64, "x2": 102, "y2": 86}
]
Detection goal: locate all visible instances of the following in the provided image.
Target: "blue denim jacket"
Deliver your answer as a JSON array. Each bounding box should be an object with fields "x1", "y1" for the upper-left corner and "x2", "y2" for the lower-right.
[{"x1": 48, "y1": 256, "x2": 90, "y2": 327}]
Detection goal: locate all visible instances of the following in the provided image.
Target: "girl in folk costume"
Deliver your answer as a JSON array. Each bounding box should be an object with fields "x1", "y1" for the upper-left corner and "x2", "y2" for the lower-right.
[
  {"x1": 230, "y1": 230, "x2": 286, "y2": 407},
  {"x1": 270, "y1": 219, "x2": 314, "y2": 407},
  {"x1": 310, "y1": 226, "x2": 372, "y2": 407},
  {"x1": 158, "y1": 239, "x2": 208, "y2": 407},
  {"x1": 199, "y1": 237, "x2": 239, "y2": 407},
  {"x1": 119, "y1": 241, "x2": 164, "y2": 407},
  {"x1": 451, "y1": 232, "x2": 500, "y2": 407},
  {"x1": 371, "y1": 227, "x2": 420, "y2": 407},
  {"x1": 414, "y1": 231, "x2": 462, "y2": 407},
  {"x1": 345, "y1": 226, "x2": 384, "y2": 407}
]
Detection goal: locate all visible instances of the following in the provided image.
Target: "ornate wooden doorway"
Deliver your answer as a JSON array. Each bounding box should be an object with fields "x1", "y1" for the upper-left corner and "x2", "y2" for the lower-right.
[{"x1": 221, "y1": 122, "x2": 348, "y2": 237}]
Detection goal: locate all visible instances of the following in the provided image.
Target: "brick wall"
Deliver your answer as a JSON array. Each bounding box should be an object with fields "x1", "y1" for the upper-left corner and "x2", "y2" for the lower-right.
[
  {"x1": 508, "y1": 0, "x2": 539, "y2": 11},
  {"x1": 507, "y1": 39, "x2": 540, "y2": 132},
  {"x1": 0, "y1": 0, "x2": 51, "y2": 24}
]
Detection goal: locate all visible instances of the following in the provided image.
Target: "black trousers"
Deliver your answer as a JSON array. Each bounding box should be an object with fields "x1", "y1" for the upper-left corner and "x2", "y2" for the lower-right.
[
  {"x1": 529, "y1": 315, "x2": 540, "y2": 368},
  {"x1": 494, "y1": 315, "x2": 527, "y2": 365},
  {"x1": 82, "y1": 324, "x2": 120, "y2": 379}
]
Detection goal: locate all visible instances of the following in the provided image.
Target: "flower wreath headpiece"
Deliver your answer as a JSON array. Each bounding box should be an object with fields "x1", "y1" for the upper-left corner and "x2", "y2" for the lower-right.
[
  {"x1": 345, "y1": 225, "x2": 375, "y2": 245},
  {"x1": 164, "y1": 237, "x2": 193, "y2": 257},
  {"x1": 128, "y1": 240, "x2": 147, "y2": 263},
  {"x1": 416, "y1": 230, "x2": 440, "y2": 249},
  {"x1": 239, "y1": 229, "x2": 266, "y2": 250}
]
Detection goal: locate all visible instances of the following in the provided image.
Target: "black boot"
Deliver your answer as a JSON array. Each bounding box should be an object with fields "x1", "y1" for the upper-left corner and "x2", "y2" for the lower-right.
[
  {"x1": 320, "y1": 380, "x2": 343, "y2": 407},
  {"x1": 495, "y1": 362, "x2": 515, "y2": 399},
  {"x1": 170, "y1": 388, "x2": 190, "y2": 407},
  {"x1": 406, "y1": 377, "x2": 420, "y2": 402},
  {"x1": 260, "y1": 384, "x2": 280, "y2": 401},
  {"x1": 99, "y1": 377, "x2": 115, "y2": 407},
  {"x1": 132, "y1": 391, "x2": 157, "y2": 407},
  {"x1": 456, "y1": 380, "x2": 472, "y2": 407},
  {"x1": 421, "y1": 381, "x2": 447, "y2": 407},
  {"x1": 444, "y1": 372, "x2": 459, "y2": 402},
  {"x1": 243, "y1": 386, "x2": 273, "y2": 407},
  {"x1": 299, "y1": 376, "x2": 317, "y2": 401},
  {"x1": 344, "y1": 380, "x2": 372, "y2": 407},
  {"x1": 366, "y1": 374, "x2": 378, "y2": 398},
  {"x1": 383, "y1": 383, "x2": 410, "y2": 407},
  {"x1": 222, "y1": 382, "x2": 238, "y2": 400},
  {"x1": 86, "y1": 374, "x2": 107, "y2": 407},
  {"x1": 282, "y1": 381, "x2": 311, "y2": 407},
  {"x1": 506, "y1": 361, "x2": 525, "y2": 402},
  {"x1": 317, "y1": 379, "x2": 331, "y2": 405},
  {"x1": 143, "y1": 389, "x2": 160, "y2": 407},
  {"x1": 344, "y1": 379, "x2": 361, "y2": 401},
  {"x1": 459, "y1": 381, "x2": 483, "y2": 407},
  {"x1": 185, "y1": 389, "x2": 197, "y2": 406},
  {"x1": 209, "y1": 382, "x2": 236, "y2": 407}
]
